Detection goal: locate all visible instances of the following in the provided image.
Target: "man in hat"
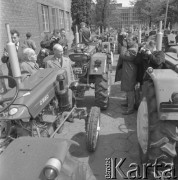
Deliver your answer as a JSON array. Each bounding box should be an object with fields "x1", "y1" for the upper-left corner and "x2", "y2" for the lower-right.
[{"x1": 79, "y1": 22, "x2": 91, "y2": 45}]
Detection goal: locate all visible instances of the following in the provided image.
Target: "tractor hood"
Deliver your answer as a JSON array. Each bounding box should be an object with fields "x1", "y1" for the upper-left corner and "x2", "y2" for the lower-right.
[
  {"x1": 1, "y1": 68, "x2": 66, "y2": 119},
  {"x1": 0, "y1": 137, "x2": 85, "y2": 180}
]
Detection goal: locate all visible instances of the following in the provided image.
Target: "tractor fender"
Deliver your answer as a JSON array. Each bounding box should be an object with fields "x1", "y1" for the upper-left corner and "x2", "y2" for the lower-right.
[
  {"x1": 147, "y1": 68, "x2": 178, "y2": 120},
  {"x1": 0, "y1": 105, "x2": 30, "y2": 122},
  {"x1": 89, "y1": 52, "x2": 107, "y2": 75}
]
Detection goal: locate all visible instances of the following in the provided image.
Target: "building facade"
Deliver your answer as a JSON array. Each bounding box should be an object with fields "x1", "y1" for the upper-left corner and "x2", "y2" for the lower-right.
[
  {"x1": 0, "y1": 0, "x2": 73, "y2": 58},
  {"x1": 110, "y1": 4, "x2": 147, "y2": 30}
]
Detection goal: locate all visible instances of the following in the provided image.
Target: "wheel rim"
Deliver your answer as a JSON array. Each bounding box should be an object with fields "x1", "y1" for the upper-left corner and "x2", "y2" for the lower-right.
[
  {"x1": 107, "y1": 71, "x2": 111, "y2": 96},
  {"x1": 93, "y1": 117, "x2": 100, "y2": 149},
  {"x1": 137, "y1": 97, "x2": 148, "y2": 154}
]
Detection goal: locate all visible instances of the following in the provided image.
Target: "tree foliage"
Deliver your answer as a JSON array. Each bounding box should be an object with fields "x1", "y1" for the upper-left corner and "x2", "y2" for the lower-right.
[
  {"x1": 132, "y1": 0, "x2": 178, "y2": 28},
  {"x1": 94, "y1": 0, "x2": 110, "y2": 30},
  {"x1": 71, "y1": 0, "x2": 92, "y2": 34}
]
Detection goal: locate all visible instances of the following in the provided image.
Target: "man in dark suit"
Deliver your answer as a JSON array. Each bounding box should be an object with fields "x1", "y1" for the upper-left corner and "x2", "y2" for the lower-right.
[{"x1": 1, "y1": 29, "x2": 27, "y2": 87}]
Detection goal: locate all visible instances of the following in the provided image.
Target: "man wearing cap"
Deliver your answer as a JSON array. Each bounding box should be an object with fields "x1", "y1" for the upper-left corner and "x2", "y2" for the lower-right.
[
  {"x1": 79, "y1": 22, "x2": 91, "y2": 45},
  {"x1": 24, "y1": 32, "x2": 36, "y2": 51}
]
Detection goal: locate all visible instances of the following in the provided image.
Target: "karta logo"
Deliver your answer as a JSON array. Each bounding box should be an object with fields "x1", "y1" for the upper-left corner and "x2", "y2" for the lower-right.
[{"x1": 105, "y1": 158, "x2": 177, "y2": 179}]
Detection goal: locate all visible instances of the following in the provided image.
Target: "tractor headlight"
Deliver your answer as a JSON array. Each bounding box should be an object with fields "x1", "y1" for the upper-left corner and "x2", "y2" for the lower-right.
[
  {"x1": 43, "y1": 158, "x2": 61, "y2": 180},
  {"x1": 8, "y1": 108, "x2": 18, "y2": 116}
]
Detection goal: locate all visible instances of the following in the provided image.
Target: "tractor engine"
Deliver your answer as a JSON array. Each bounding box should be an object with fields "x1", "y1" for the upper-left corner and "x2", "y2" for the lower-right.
[{"x1": 69, "y1": 53, "x2": 90, "y2": 78}]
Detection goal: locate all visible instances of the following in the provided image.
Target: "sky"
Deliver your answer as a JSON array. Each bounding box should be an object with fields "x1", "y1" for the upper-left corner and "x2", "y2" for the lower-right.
[{"x1": 116, "y1": 0, "x2": 132, "y2": 7}]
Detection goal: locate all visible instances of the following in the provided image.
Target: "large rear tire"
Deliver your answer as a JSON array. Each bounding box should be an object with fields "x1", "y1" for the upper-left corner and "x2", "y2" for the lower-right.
[
  {"x1": 95, "y1": 71, "x2": 111, "y2": 110},
  {"x1": 86, "y1": 107, "x2": 100, "y2": 152},
  {"x1": 137, "y1": 81, "x2": 177, "y2": 179}
]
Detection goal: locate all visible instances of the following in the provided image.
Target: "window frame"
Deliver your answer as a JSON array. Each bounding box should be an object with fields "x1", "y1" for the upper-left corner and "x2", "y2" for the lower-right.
[{"x1": 41, "y1": 4, "x2": 50, "y2": 32}]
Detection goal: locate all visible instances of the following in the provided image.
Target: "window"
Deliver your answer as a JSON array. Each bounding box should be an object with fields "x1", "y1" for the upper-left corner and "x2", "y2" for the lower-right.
[
  {"x1": 59, "y1": 9, "x2": 64, "y2": 28},
  {"x1": 65, "y1": 11, "x2": 70, "y2": 31},
  {"x1": 52, "y1": 8, "x2": 58, "y2": 29},
  {"x1": 41, "y1": 5, "x2": 50, "y2": 32}
]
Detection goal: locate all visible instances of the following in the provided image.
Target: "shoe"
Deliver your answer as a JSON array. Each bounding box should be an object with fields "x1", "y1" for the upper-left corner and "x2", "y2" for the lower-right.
[{"x1": 122, "y1": 109, "x2": 134, "y2": 115}]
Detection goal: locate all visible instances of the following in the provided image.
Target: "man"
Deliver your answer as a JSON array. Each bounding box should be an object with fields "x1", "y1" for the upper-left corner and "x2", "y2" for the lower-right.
[
  {"x1": 45, "y1": 44, "x2": 75, "y2": 109},
  {"x1": 79, "y1": 22, "x2": 91, "y2": 45},
  {"x1": 24, "y1": 32, "x2": 36, "y2": 51},
  {"x1": 1, "y1": 29, "x2": 27, "y2": 88},
  {"x1": 45, "y1": 44, "x2": 74, "y2": 84},
  {"x1": 120, "y1": 34, "x2": 138, "y2": 115},
  {"x1": 20, "y1": 48, "x2": 39, "y2": 76},
  {"x1": 59, "y1": 28, "x2": 68, "y2": 54},
  {"x1": 40, "y1": 29, "x2": 61, "y2": 53},
  {"x1": 135, "y1": 40, "x2": 165, "y2": 85}
]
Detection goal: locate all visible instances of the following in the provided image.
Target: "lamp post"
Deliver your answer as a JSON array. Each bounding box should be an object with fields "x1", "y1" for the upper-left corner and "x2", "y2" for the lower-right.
[{"x1": 164, "y1": 0, "x2": 169, "y2": 30}]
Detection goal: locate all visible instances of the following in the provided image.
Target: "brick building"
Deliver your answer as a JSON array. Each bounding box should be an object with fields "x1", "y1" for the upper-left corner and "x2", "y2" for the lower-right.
[{"x1": 0, "y1": 0, "x2": 73, "y2": 59}]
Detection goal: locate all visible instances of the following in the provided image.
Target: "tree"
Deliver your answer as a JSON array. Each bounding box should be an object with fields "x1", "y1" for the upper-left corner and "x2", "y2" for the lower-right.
[
  {"x1": 133, "y1": 0, "x2": 164, "y2": 27},
  {"x1": 159, "y1": 0, "x2": 178, "y2": 28},
  {"x1": 132, "y1": 0, "x2": 178, "y2": 29},
  {"x1": 71, "y1": 0, "x2": 92, "y2": 34},
  {"x1": 94, "y1": 0, "x2": 110, "y2": 31}
]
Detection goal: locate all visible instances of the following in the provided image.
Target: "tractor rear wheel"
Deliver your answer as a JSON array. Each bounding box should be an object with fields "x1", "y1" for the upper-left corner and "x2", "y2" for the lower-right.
[
  {"x1": 137, "y1": 80, "x2": 177, "y2": 179},
  {"x1": 86, "y1": 107, "x2": 100, "y2": 152},
  {"x1": 95, "y1": 72, "x2": 111, "y2": 110}
]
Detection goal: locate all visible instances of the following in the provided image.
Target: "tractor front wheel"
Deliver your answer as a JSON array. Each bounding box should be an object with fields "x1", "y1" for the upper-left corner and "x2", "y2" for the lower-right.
[
  {"x1": 86, "y1": 107, "x2": 100, "y2": 152},
  {"x1": 95, "y1": 72, "x2": 111, "y2": 110},
  {"x1": 137, "y1": 81, "x2": 177, "y2": 179}
]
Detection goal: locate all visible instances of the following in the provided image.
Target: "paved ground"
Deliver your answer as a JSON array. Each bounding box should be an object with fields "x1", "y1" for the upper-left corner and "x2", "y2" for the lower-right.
[{"x1": 56, "y1": 54, "x2": 139, "y2": 180}]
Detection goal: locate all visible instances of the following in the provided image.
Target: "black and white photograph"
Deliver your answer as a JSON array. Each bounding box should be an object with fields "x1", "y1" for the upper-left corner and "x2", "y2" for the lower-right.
[{"x1": 0, "y1": 0, "x2": 178, "y2": 179}]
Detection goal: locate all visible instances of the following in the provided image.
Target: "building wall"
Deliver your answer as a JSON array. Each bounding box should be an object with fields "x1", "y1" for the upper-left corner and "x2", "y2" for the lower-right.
[
  {"x1": 111, "y1": 6, "x2": 147, "y2": 30},
  {"x1": 0, "y1": 0, "x2": 73, "y2": 62}
]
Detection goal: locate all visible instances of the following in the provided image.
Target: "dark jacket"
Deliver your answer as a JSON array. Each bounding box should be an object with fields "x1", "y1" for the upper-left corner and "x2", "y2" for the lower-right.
[
  {"x1": 120, "y1": 43, "x2": 138, "y2": 92},
  {"x1": 40, "y1": 33, "x2": 60, "y2": 52},
  {"x1": 24, "y1": 39, "x2": 36, "y2": 51},
  {"x1": 1, "y1": 41, "x2": 27, "y2": 87},
  {"x1": 79, "y1": 27, "x2": 91, "y2": 44},
  {"x1": 135, "y1": 50, "x2": 165, "y2": 85}
]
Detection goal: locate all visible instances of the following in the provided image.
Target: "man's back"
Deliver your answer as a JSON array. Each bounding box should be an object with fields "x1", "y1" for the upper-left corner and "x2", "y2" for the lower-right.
[
  {"x1": 24, "y1": 39, "x2": 36, "y2": 51},
  {"x1": 80, "y1": 27, "x2": 91, "y2": 44}
]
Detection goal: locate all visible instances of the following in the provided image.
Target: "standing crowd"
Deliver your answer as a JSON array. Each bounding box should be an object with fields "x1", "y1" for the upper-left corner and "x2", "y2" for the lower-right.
[{"x1": 115, "y1": 28, "x2": 165, "y2": 115}]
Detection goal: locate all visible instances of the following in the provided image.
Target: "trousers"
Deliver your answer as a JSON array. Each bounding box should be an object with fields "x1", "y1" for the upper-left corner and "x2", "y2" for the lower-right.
[{"x1": 126, "y1": 91, "x2": 135, "y2": 111}]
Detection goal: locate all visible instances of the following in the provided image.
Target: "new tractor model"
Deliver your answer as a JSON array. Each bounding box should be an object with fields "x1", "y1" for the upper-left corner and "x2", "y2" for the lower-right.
[
  {"x1": 0, "y1": 24, "x2": 100, "y2": 153},
  {"x1": 137, "y1": 22, "x2": 178, "y2": 178},
  {"x1": 69, "y1": 30, "x2": 112, "y2": 110},
  {"x1": 0, "y1": 137, "x2": 96, "y2": 180}
]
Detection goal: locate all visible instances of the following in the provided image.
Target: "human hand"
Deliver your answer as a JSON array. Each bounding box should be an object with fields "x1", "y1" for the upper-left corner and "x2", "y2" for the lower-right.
[
  {"x1": 3, "y1": 51, "x2": 8, "y2": 57},
  {"x1": 145, "y1": 50, "x2": 151, "y2": 55}
]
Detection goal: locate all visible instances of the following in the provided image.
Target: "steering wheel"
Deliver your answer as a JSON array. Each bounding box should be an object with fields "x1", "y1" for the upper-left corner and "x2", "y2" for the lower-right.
[{"x1": 0, "y1": 76, "x2": 19, "y2": 113}]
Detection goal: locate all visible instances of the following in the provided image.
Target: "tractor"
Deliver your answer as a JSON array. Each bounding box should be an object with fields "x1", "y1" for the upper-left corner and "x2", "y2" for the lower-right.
[
  {"x1": 0, "y1": 24, "x2": 100, "y2": 153},
  {"x1": 0, "y1": 137, "x2": 97, "y2": 180},
  {"x1": 68, "y1": 28, "x2": 113, "y2": 110},
  {"x1": 137, "y1": 22, "x2": 178, "y2": 179}
]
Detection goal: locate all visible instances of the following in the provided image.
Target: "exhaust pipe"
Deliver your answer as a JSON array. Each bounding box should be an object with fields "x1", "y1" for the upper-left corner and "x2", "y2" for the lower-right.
[
  {"x1": 156, "y1": 21, "x2": 163, "y2": 51},
  {"x1": 5, "y1": 23, "x2": 21, "y2": 84},
  {"x1": 75, "y1": 25, "x2": 79, "y2": 44}
]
